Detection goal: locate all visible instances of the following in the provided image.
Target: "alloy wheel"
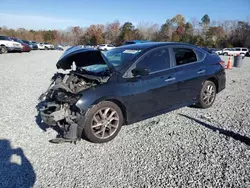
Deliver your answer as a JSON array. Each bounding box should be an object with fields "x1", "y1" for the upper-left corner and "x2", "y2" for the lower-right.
[
  {"x1": 202, "y1": 84, "x2": 216, "y2": 105},
  {"x1": 91, "y1": 107, "x2": 119, "y2": 139}
]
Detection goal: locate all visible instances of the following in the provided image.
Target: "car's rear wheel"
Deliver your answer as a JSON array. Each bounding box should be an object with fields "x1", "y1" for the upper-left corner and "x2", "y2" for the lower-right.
[
  {"x1": 196, "y1": 81, "x2": 217, "y2": 109},
  {"x1": 81, "y1": 101, "x2": 124, "y2": 143},
  {"x1": 1, "y1": 46, "x2": 8, "y2": 54}
]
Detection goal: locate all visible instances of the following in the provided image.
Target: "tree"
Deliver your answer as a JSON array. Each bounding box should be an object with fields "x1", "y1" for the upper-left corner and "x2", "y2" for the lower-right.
[
  {"x1": 201, "y1": 14, "x2": 210, "y2": 35},
  {"x1": 137, "y1": 22, "x2": 159, "y2": 40},
  {"x1": 104, "y1": 21, "x2": 120, "y2": 44},
  {"x1": 171, "y1": 14, "x2": 185, "y2": 26},
  {"x1": 201, "y1": 14, "x2": 210, "y2": 26},
  {"x1": 156, "y1": 19, "x2": 173, "y2": 41},
  {"x1": 118, "y1": 22, "x2": 136, "y2": 44},
  {"x1": 184, "y1": 22, "x2": 193, "y2": 35}
]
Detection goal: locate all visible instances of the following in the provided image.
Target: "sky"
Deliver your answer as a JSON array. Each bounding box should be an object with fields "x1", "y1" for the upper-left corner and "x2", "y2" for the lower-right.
[{"x1": 0, "y1": 0, "x2": 249, "y2": 30}]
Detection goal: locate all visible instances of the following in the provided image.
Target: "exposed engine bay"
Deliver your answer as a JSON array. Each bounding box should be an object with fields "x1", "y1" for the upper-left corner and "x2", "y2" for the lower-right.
[{"x1": 38, "y1": 70, "x2": 109, "y2": 143}]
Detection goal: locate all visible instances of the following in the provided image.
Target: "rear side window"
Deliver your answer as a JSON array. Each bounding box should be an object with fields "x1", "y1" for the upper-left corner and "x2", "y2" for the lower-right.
[
  {"x1": 242, "y1": 48, "x2": 247, "y2": 51},
  {"x1": 136, "y1": 48, "x2": 170, "y2": 73},
  {"x1": 173, "y1": 48, "x2": 197, "y2": 66}
]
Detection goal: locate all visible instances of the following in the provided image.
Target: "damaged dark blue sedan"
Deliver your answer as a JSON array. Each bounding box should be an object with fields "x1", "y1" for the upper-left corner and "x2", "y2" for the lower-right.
[{"x1": 38, "y1": 42, "x2": 226, "y2": 143}]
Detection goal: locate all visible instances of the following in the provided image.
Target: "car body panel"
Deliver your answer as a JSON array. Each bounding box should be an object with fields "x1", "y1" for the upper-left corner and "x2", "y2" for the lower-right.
[
  {"x1": 124, "y1": 40, "x2": 151, "y2": 45},
  {"x1": 74, "y1": 42, "x2": 226, "y2": 124}
]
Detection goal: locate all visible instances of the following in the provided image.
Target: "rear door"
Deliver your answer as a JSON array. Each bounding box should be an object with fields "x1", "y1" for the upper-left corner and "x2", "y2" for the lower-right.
[{"x1": 169, "y1": 46, "x2": 207, "y2": 104}]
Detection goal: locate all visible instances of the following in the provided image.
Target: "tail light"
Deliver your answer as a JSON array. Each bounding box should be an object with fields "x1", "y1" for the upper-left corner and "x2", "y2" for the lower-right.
[{"x1": 218, "y1": 61, "x2": 226, "y2": 69}]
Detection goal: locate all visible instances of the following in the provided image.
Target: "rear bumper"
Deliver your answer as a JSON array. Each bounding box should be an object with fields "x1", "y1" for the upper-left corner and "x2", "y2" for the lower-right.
[{"x1": 217, "y1": 70, "x2": 226, "y2": 93}]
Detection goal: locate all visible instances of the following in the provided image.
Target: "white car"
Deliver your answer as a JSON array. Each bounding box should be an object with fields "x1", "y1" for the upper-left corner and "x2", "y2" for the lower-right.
[
  {"x1": 40, "y1": 42, "x2": 54, "y2": 50},
  {"x1": 215, "y1": 49, "x2": 223, "y2": 55},
  {"x1": 0, "y1": 35, "x2": 22, "y2": 53},
  {"x1": 228, "y1": 47, "x2": 249, "y2": 56},
  {"x1": 97, "y1": 44, "x2": 115, "y2": 51},
  {"x1": 37, "y1": 42, "x2": 45, "y2": 50},
  {"x1": 220, "y1": 48, "x2": 232, "y2": 56}
]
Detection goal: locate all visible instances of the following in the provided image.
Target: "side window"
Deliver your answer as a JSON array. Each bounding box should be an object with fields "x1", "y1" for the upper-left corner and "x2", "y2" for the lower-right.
[
  {"x1": 107, "y1": 44, "x2": 113, "y2": 47},
  {"x1": 235, "y1": 48, "x2": 241, "y2": 51},
  {"x1": 173, "y1": 48, "x2": 197, "y2": 66},
  {"x1": 242, "y1": 48, "x2": 247, "y2": 51},
  {"x1": 136, "y1": 48, "x2": 170, "y2": 73}
]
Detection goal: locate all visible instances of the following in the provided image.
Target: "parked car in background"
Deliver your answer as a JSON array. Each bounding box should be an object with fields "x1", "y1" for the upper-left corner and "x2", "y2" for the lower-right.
[
  {"x1": 221, "y1": 48, "x2": 233, "y2": 56},
  {"x1": 22, "y1": 40, "x2": 38, "y2": 50},
  {"x1": 123, "y1": 40, "x2": 151, "y2": 45},
  {"x1": 38, "y1": 42, "x2": 226, "y2": 143},
  {"x1": 214, "y1": 49, "x2": 223, "y2": 55},
  {"x1": 31, "y1": 41, "x2": 39, "y2": 50},
  {"x1": 37, "y1": 42, "x2": 45, "y2": 50},
  {"x1": 10, "y1": 38, "x2": 31, "y2": 52},
  {"x1": 0, "y1": 35, "x2": 22, "y2": 53},
  {"x1": 228, "y1": 47, "x2": 249, "y2": 56},
  {"x1": 54, "y1": 44, "x2": 64, "y2": 51},
  {"x1": 97, "y1": 44, "x2": 115, "y2": 51},
  {"x1": 40, "y1": 42, "x2": 54, "y2": 50}
]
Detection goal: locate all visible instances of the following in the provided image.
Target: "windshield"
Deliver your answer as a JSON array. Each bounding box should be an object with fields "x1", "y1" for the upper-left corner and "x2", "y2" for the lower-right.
[
  {"x1": 103, "y1": 48, "x2": 142, "y2": 69},
  {"x1": 0, "y1": 36, "x2": 11, "y2": 41},
  {"x1": 15, "y1": 39, "x2": 23, "y2": 43}
]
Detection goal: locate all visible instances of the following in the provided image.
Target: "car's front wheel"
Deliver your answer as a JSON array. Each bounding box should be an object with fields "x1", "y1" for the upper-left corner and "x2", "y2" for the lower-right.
[
  {"x1": 196, "y1": 81, "x2": 217, "y2": 109},
  {"x1": 81, "y1": 101, "x2": 124, "y2": 143},
  {"x1": 1, "y1": 46, "x2": 8, "y2": 54}
]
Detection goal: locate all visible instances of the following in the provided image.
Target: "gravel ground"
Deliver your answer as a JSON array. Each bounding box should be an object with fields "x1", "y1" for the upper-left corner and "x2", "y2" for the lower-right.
[{"x1": 0, "y1": 51, "x2": 250, "y2": 188}]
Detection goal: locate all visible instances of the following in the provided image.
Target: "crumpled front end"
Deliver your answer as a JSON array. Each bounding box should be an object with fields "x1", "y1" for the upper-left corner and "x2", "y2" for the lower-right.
[{"x1": 38, "y1": 70, "x2": 108, "y2": 143}]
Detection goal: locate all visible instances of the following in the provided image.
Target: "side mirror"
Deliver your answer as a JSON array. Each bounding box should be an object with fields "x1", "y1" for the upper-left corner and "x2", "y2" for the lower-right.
[{"x1": 131, "y1": 67, "x2": 150, "y2": 77}]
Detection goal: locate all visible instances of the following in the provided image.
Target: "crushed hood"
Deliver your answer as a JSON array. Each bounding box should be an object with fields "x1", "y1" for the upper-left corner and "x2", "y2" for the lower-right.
[{"x1": 56, "y1": 46, "x2": 113, "y2": 71}]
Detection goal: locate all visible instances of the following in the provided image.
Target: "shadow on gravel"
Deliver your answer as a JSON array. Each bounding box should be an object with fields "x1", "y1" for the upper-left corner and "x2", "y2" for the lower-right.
[
  {"x1": 0, "y1": 139, "x2": 36, "y2": 188},
  {"x1": 179, "y1": 114, "x2": 250, "y2": 146}
]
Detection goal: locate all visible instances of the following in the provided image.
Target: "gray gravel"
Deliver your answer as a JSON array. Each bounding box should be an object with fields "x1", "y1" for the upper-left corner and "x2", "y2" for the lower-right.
[{"x1": 0, "y1": 51, "x2": 250, "y2": 188}]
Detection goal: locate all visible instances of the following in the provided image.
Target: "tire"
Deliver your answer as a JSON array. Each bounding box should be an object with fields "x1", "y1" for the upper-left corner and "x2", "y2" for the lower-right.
[
  {"x1": 196, "y1": 81, "x2": 217, "y2": 109},
  {"x1": 1, "y1": 46, "x2": 8, "y2": 54},
  {"x1": 224, "y1": 52, "x2": 228, "y2": 56},
  {"x1": 45, "y1": 47, "x2": 49, "y2": 50},
  {"x1": 80, "y1": 101, "x2": 124, "y2": 143}
]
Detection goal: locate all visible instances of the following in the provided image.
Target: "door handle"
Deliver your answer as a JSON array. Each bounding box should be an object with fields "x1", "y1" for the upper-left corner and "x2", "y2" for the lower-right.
[
  {"x1": 197, "y1": 70, "x2": 206, "y2": 74},
  {"x1": 165, "y1": 77, "x2": 176, "y2": 82}
]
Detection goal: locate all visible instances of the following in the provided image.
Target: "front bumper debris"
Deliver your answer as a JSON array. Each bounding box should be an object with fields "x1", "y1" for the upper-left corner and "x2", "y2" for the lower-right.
[{"x1": 39, "y1": 101, "x2": 80, "y2": 143}]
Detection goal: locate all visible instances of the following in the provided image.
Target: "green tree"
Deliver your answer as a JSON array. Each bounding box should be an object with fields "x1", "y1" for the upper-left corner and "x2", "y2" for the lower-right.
[{"x1": 201, "y1": 14, "x2": 210, "y2": 35}]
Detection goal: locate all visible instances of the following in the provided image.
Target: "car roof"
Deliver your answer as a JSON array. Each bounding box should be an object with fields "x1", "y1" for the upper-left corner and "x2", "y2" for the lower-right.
[
  {"x1": 125, "y1": 40, "x2": 150, "y2": 43},
  {"x1": 118, "y1": 42, "x2": 197, "y2": 50}
]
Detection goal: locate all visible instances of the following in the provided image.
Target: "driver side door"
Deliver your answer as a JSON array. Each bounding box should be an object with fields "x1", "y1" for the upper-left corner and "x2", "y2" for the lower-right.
[{"x1": 121, "y1": 47, "x2": 178, "y2": 122}]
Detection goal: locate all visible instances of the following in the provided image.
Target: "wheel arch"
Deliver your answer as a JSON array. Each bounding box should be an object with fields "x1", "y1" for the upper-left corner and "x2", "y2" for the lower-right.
[
  {"x1": 104, "y1": 99, "x2": 128, "y2": 124},
  {"x1": 207, "y1": 77, "x2": 219, "y2": 93},
  {"x1": 89, "y1": 97, "x2": 128, "y2": 125}
]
